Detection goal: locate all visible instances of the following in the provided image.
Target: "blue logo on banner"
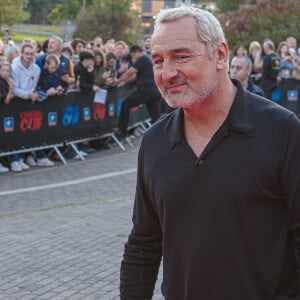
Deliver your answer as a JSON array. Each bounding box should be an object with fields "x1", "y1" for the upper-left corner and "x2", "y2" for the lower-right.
[
  {"x1": 4, "y1": 117, "x2": 14, "y2": 132},
  {"x1": 48, "y1": 112, "x2": 57, "y2": 126},
  {"x1": 287, "y1": 90, "x2": 298, "y2": 101},
  {"x1": 62, "y1": 106, "x2": 80, "y2": 127},
  {"x1": 83, "y1": 107, "x2": 91, "y2": 121}
]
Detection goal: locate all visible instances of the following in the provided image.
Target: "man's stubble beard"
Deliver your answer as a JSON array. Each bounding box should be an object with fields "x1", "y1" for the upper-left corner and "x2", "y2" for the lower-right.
[{"x1": 161, "y1": 76, "x2": 217, "y2": 109}]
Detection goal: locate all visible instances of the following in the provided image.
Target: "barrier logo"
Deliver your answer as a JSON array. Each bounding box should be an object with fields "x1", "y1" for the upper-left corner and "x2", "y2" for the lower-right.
[
  {"x1": 93, "y1": 103, "x2": 106, "y2": 121},
  {"x1": 108, "y1": 103, "x2": 115, "y2": 117},
  {"x1": 48, "y1": 112, "x2": 57, "y2": 126},
  {"x1": 20, "y1": 110, "x2": 43, "y2": 132},
  {"x1": 83, "y1": 107, "x2": 91, "y2": 121},
  {"x1": 4, "y1": 117, "x2": 14, "y2": 132},
  {"x1": 287, "y1": 90, "x2": 298, "y2": 101},
  {"x1": 62, "y1": 106, "x2": 80, "y2": 127}
]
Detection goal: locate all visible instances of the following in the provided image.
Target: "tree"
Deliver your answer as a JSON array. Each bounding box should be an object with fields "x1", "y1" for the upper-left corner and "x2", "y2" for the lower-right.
[
  {"x1": 74, "y1": 0, "x2": 142, "y2": 44},
  {"x1": 218, "y1": 0, "x2": 300, "y2": 51},
  {"x1": 0, "y1": 0, "x2": 29, "y2": 27},
  {"x1": 25, "y1": 0, "x2": 60, "y2": 24},
  {"x1": 216, "y1": 0, "x2": 245, "y2": 12},
  {"x1": 48, "y1": 0, "x2": 95, "y2": 24}
]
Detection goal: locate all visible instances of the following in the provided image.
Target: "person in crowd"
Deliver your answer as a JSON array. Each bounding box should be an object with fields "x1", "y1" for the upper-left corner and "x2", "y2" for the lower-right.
[
  {"x1": 12, "y1": 44, "x2": 40, "y2": 101},
  {"x1": 0, "y1": 38, "x2": 4, "y2": 54},
  {"x1": 71, "y1": 38, "x2": 85, "y2": 64},
  {"x1": 248, "y1": 40, "x2": 263, "y2": 82},
  {"x1": 103, "y1": 52, "x2": 118, "y2": 87},
  {"x1": 41, "y1": 39, "x2": 49, "y2": 55},
  {"x1": 103, "y1": 37, "x2": 115, "y2": 54},
  {"x1": 286, "y1": 36, "x2": 298, "y2": 58},
  {"x1": 260, "y1": 40, "x2": 281, "y2": 99},
  {"x1": 36, "y1": 36, "x2": 71, "y2": 91},
  {"x1": 61, "y1": 43, "x2": 76, "y2": 89},
  {"x1": 120, "y1": 6, "x2": 300, "y2": 300},
  {"x1": 0, "y1": 62, "x2": 14, "y2": 104},
  {"x1": 11, "y1": 44, "x2": 54, "y2": 168},
  {"x1": 5, "y1": 45, "x2": 20, "y2": 64},
  {"x1": 143, "y1": 34, "x2": 152, "y2": 55},
  {"x1": 37, "y1": 54, "x2": 64, "y2": 96},
  {"x1": 230, "y1": 55, "x2": 265, "y2": 96},
  {"x1": 233, "y1": 44, "x2": 247, "y2": 57},
  {"x1": 93, "y1": 36, "x2": 103, "y2": 51},
  {"x1": 114, "y1": 40, "x2": 131, "y2": 79},
  {"x1": 93, "y1": 49, "x2": 107, "y2": 88},
  {"x1": 0, "y1": 62, "x2": 14, "y2": 172},
  {"x1": 116, "y1": 45, "x2": 161, "y2": 138},
  {"x1": 277, "y1": 41, "x2": 296, "y2": 79},
  {"x1": 74, "y1": 50, "x2": 100, "y2": 94},
  {"x1": 291, "y1": 56, "x2": 300, "y2": 80},
  {"x1": 0, "y1": 53, "x2": 8, "y2": 66}
]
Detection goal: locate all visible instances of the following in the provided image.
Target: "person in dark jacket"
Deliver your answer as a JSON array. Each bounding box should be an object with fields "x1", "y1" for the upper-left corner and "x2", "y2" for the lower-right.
[
  {"x1": 260, "y1": 40, "x2": 281, "y2": 100},
  {"x1": 74, "y1": 50, "x2": 100, "y2": 94},
  {"x1": 230, "y1": 55, "x2": 265, "y2": 97}
]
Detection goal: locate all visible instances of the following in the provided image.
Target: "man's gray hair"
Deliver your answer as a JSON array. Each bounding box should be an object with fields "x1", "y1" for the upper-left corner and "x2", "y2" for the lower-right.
[
  {"x1": 233, "y1": 55, "x2": 252, "y2": 70},
  {"x1": 154, "y1": 6, "x2": 226, "y2": 60}
]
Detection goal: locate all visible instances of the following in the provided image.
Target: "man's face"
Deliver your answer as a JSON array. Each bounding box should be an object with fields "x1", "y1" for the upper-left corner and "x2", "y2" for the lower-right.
[
  {"x1": 151, "y1": 16, "x2": 219, "y2": 109},
  {"x1": 114, "y1": 44, "x2": 125, "y2": 59},
  {"x1": 48, "y1": 38, "x2": 61, "y2": 54},
  {"x1": 22, "y1": 46, "x2": 35, "y2": 65},
  {"x1": 82, "y1": 58, "x2": 94, "y2": 69},
  {"x1": 144, "y1": 37, "x2": 151, "y2": 49},
  {"x1": 230, "y1": 57, "x2": 250, "y2": 83}
]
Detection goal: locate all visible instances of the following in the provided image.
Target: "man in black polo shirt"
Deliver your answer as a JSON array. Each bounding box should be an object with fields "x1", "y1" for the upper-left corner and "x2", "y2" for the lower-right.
[
  {"x1": 120, "y1": 6, "x2": 300, "y2": 300},
  {"x1": 116, "y1": 45, "x2": 161, "y2": 138}
]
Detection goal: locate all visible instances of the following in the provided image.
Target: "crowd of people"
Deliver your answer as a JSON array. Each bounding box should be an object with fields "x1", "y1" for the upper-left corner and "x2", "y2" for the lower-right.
[
  {"x1": 0, "y1": 31, "x2": 299, "y2": 174},
  {"x1": 0, "y1": 33, "x2": 155, "y2": 173},
  {"x1": 230, "y1": 37, "x2": 300, "y2": 99}
]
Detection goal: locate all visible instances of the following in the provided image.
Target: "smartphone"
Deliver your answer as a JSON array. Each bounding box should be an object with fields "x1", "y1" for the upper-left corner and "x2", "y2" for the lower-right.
[{"x1": 5, "y1": 29, "x2": 10, "y2": 37}]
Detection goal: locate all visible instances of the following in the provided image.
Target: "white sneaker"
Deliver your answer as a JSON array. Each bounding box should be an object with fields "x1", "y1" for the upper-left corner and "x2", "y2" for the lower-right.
[
  {"x1": 10, "y1": 161, "x2": 22, "y2": 172},
  {"x1": 73, "y1": 151, "x2": 88, "y2": 160},
  {"x1": 19, "y1": 160, "x2": 29, "y2": 170},
  {"x1": 25, "y1": 155, "x2": 37, "y2": 166},
  {"x1": 0, "y1": 163, "x2": 9, "y2": 173},
  {"x1": 37, "y1": 158, "x2": 55, "y2": 167}
]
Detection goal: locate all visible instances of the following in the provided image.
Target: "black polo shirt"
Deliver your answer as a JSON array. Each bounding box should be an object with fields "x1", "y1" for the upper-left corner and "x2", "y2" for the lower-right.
[{"x1": 120, "y1": 80, "x2": 300, "y2": 300}]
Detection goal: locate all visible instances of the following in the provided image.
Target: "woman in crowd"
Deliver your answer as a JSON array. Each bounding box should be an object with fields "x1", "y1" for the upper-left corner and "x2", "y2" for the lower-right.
[
  {"x1": 248, "y1": 41, "x2": 263, "y2": 82},
  {"x1": 93, "y1": 48, "x2": 107, "y2": 88},
  {"x1": 277, "y1": 41, "x2": 296, "y2": 78}
]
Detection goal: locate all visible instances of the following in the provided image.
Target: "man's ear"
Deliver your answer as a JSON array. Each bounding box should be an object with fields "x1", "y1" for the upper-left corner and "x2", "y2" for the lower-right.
[{"x1": 215, "y1": 42, "x2": 229, "y2": 70}]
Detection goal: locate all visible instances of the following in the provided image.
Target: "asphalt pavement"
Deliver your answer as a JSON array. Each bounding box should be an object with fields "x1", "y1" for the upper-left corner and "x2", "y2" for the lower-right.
[{"x1": 0, "y1": 137, "x2": 163, "y2": 299}]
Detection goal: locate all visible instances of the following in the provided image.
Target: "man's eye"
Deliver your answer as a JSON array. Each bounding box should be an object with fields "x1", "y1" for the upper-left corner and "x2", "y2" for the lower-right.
[
  {"x1": 154, "y1": 59, "x2": 163, "y2": 65},
  {"x1": 176, "y1": 56, "x2": 188, "y2": 60}
]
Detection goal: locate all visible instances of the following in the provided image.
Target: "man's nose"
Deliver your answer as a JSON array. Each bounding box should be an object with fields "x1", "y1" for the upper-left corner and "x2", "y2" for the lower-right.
[{"x1": 161, "y1": 60, "x2": 178, "y2": 82}]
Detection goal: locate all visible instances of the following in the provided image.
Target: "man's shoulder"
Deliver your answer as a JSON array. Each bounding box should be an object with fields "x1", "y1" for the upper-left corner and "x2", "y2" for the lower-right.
[
  {"x1": 142, "y1": 110, "x2": 178, "y2": 145},
  {"x1": 246, "y1": 89, "x2": 295, "y2": 122}
]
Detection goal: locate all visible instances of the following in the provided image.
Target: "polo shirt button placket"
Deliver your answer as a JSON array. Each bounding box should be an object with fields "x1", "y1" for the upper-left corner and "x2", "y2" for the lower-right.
[{"x1": 197, "y1": 159, "x2": 203, "y2": 165}]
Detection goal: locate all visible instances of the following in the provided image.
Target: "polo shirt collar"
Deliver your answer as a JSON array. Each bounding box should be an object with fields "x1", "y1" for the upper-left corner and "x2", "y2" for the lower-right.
[{"x1": 169, "y1": 79, "x2": 255, "y2": 149}]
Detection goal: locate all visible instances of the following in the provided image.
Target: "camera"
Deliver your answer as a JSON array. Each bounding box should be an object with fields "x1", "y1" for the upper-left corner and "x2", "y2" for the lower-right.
[{"x1": 4, "y1": 29, "x2": 10, "y2": 37}]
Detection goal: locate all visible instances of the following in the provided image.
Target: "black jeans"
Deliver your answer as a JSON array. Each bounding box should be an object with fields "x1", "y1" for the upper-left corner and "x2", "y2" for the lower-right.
[{"x1": 118, "y1": 87, "x2": 161, "y2": 136}]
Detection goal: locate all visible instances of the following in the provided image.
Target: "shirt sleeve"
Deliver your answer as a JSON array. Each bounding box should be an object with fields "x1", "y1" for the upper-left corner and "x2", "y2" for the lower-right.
[
  {"x1": 120, "y1": 141, "x2": 162, "y2": 299},
  {"x1": 281, "y1": 113, "x2": 300, "y2": 292}
]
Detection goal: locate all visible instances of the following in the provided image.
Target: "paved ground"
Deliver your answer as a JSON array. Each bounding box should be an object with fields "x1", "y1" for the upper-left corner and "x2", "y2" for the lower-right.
[{"x1": 0, "y1": 138, "x2": 163, "y2": 299}]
